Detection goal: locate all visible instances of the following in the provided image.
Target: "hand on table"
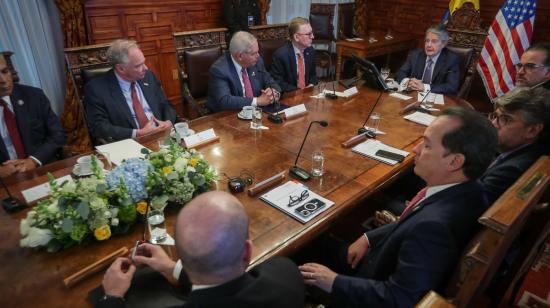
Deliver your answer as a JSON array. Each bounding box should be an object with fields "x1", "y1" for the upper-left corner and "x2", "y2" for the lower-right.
[
  {"x1": 102, "y1": 257, "x2": 136, "y2": 297},
  {"x1": 299, "y1": 262, "x2": 338, "y2": 293},
  {"x1": 408, "y1": 78, "x2": 426, "y2": 92},
  {"x1": 347, "y1": 234, "x2": 369, "y2": 269},
  {"x1": 131, "y1": 242, "x2": 176, "y2": 277},
  {"x1": 3, "y1": 158, "x2": 38, "y2": 173}
]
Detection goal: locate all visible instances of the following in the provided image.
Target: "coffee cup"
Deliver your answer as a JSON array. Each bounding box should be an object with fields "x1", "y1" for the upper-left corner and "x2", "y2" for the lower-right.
[
  {"x1": 241, "y1": 106, "x2": 254, "y2": 119},
  {"x1": 75, "y1": 155, "x2": 93, "y2": 174},
  {"x1": 174, "y1": 122, "x2": 189, "y2": 137}
]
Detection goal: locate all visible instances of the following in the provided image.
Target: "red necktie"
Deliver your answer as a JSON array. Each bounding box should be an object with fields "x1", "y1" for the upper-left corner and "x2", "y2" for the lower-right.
[
  {"x1": 0, "y1": 98, "x2": 25, "y2": 159},
  {"x1": 241, "y1": 68, "x2": 254, "y2": 98},
  {"x1": 297, "y1": 50, "x2": 306, "y2": 89},
  {"x1": 400, "y1": 187, "x2": 428, "y2": 219},
  {"x1": 131, "y1": 82, "x2": 149, "y2": 128}
]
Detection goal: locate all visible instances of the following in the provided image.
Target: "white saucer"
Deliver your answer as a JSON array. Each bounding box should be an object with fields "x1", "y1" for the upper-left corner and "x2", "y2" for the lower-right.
[
  {"x1": 170, "y1": 129, "x2": 195, "y2": 139},
  {"x1": 73, "y1": 160, "x2": 104, "y2": 177},
  {"x1": 237, "y1": 111, "x2": 253, "y2": 120}
]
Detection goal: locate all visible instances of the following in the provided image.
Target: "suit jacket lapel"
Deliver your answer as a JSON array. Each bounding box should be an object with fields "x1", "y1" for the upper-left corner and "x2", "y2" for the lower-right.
[
  {"x1": 288, "y1": 42, "x2": 298, "y2": 85},
  {"x1": 431, "y1": 49, "x2": 446, "y2": 83},
  {"x1": 108, "y1": 71, "x2": 137, "y2": 129},
  {"x1": 414, "y1": 52, "x2": 427, "y2": 80},
  {"x1": 304, "y1": 47, "x2": 313, "y2": 84},
  {"x1": 227, "y1": 53, "x2": 244, "y2": 97},
  {"x1": 11, "y1": 87, "x2": 31, "y2": 156},
  {"x1": 137, "y1": 76, "x2": 160, "y2": 118}
]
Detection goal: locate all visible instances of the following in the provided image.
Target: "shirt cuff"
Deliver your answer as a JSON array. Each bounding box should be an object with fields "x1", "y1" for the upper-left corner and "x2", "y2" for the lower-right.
[
  {"x1": 363, "y1": 233, "x2": 370, "y2": 252},
  {"x1": 29, "y1": 156, "x2": 42, "y2": 166},
  {"x1": 132, "y1": 129, "x2": 137, "y2": 139},
  {"x1": 172, "y1": 259, "x2": 183, "y2": 280},
  {"x1": 251, "y1": 98, "x2": 257, "y2": 107}
]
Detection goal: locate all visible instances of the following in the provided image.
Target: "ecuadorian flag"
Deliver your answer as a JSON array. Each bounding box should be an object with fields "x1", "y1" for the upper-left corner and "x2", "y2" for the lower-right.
[{"x1": 441, "y1": 0, "x2": 480, "y2": 24}]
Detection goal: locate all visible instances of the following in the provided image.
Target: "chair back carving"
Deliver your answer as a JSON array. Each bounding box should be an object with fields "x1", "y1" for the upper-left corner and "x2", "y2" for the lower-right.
[
  {"x1": 64, "y1": 43, "x2": 112, "y2": 102},
  {"x1": 446, "y1": 2, "x2": 487, "y2": 99},
  {"x1": 337, "y1": 2, "x2": 356, "y2": 40},
  {"x1": 173, "y1": 28, "x2": 227, "y2": 119},
  {"x1": 249, "y1": 23, "x2": 288, "y2": 71},
  {"x1": 310, "y1": 3, "x2": 336, "y2": 49},
  {"x1": 0, "y1": 51, "x2": 20, "y2": 83}
]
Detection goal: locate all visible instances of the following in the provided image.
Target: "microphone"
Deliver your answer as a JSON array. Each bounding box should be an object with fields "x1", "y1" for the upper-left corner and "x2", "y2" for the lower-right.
[
  {"x1": 417, "y1": 89, "x2": 432, "y2": 111},
  {"x1": 1, "y1": 177, "x2": 27, "y2": 213},
  {"x1": 357, "y1": 90, "x2": 385, "y2": 137},
  {"x1": 290, "y1": 120, "x2": 329, "y2": 181}
]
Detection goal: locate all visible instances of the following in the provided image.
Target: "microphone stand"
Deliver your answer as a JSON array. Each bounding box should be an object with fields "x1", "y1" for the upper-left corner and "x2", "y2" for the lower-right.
[
  {"x1": 289, "y1": 120, "x2": 328, "y2": 181},
  {"x1": 1, "y1": 177, "x2": 27, "y2": 213},
  {"x1": 358, "y1": 90, "x2": 385, "y2": 137}
]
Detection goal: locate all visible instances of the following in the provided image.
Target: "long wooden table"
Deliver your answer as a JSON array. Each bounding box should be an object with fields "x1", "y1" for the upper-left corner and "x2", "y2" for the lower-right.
[{"x1": 0, "y1": 85, "x2": 458, "y2": 307}]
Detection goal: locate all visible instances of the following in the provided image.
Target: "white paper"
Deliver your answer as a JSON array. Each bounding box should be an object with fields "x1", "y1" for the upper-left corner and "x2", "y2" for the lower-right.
[
  {"x1": 21, "y1": 175, "x2": 73, "y2": 204},
  {"x1": 390, "y1": 92, "x2": 413, "y2": 100},
  {"x1": 260, "y1": 181, "x2": 335, "y2": 224},
  {"x1": 249, "y1": 122, "x2": 269, "y2": 130},
  {"x1": 403, "y1": 111, "x2": 437, "y2": 126},
  {"x1": 362, "y1": 127, "x2": 386, "y2": 135},
  {"x1": 352, "y1": 139, "x2": 410, "y2": 165},
  {"x1": 284, "y1": 104, "x2": 307, "y2": 118},
  {"x1": 343, "y1": 86, "x2": 359, "y2": 97},
  {"x1": 434, "y1": 94, "x2": 444, "y2": 105},
  {"x1": 96, "y1": 139, "x2": 149, "y2": 166},
  {"x1": 183, "y1": 128, "x2": 217, "y2": 148}
]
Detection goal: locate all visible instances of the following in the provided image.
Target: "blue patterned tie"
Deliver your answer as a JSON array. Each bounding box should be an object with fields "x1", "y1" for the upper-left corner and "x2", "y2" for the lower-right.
[{"x1": 422, "y1": 58, "x2": 433, "y2": 84}]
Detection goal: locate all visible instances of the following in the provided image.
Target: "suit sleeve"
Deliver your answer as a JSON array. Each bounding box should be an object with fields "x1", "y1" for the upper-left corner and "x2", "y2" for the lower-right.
[
  {"x1": 206, "y1": 62, "x2": 254, "y2": 112},
  {"x1": 28, "y1": 90, "x2": 66, "y2": 163},
  {"x1": 333, "y1": 220, "x2": 458, "y2": 307},
  {"x1": 307, "y1": 49, "x2": 318, "y2": 86},
  {"x1": 365, "y1": 221, "x2": 396, "y2": 247},
  {"x1": 271, "y1": 51, "x2": 297, "y2": 92},
  {"x1": 395, "y1": 50, "x2": 417, "y2": 83},
  {"x1": 430, "y1": 52, "x2": 460, "y2": 94},
  {"x1": 149, "y1": 72, "x2": 176, "y2": 123}
]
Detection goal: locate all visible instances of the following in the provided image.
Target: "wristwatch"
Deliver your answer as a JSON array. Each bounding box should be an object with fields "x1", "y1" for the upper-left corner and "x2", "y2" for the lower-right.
[{"x1": 99, "y1": 294, "x2": 125, "y2": 303}]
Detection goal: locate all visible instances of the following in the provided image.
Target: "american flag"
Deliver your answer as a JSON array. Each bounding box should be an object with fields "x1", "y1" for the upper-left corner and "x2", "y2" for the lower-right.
[{"x1": 477, "y1": 0, "x2": 537, "y2": 100}]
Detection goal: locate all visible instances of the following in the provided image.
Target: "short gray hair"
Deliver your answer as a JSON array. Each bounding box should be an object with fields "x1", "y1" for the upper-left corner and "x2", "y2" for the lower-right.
[
  {"x1": 106, "y1": 39, "x2": 139, "y2": 66},
  {"x1": 229, "y1": 31, "x2": 257, "y2": 55},
  {"x1": 426, "y1": 25, "x2": 449, "y2": 41}
]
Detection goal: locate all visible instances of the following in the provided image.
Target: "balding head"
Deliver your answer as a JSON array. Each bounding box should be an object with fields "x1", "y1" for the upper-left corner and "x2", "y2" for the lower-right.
[{"x1": 175, "y1": 191, "x2": 251, "y2": 284}]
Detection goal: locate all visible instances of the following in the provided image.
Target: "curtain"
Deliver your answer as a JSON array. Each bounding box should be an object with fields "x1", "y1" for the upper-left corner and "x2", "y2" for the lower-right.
[{"x1": 55, "y1": 0, "x2": 92, "y2": 153}]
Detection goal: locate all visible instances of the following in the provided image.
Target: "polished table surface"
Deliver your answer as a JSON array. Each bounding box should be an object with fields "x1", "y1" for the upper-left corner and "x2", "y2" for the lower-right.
[
  {"x1": 335, "y1": 30, "x2": 419, "y2": 80},
  {"x1": 0, "y1": 85, "x2": 459, "y2": 307}
]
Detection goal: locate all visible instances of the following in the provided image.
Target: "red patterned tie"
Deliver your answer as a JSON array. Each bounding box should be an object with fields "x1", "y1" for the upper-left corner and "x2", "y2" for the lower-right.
[
  {"x1": 400, "y1": 187, "x2": 428, "y2": 219},
  {"x1": 241, "y1": 68, "x2": 254, "y2": 98},
  {"x1": 131, "y1": 82, "x2": 149, "y2": 128},
  {"x1": 0, "y1": 98, "x2": 25, "y2": 158},
  {"x1": 297, "y1": 50, "x2": 306, "y2": 89}
]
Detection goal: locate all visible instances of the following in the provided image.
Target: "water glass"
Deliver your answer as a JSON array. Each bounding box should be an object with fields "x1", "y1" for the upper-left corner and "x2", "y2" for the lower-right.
[
  {"x1": 380, "y1": 67, "x2": 390, "y2": 81},
  {"x1": 367, "y1": 112, "x2": 381, "y2": 134},
  {"x1": 147, "y1": 209, "x2": 167, "y2": 244},
  {"x1": 252, "y1": 107, "x2": 262, "y2": 129},
  {"x1": 311, "y1": 150, "x2": 325, "y2": 177}
]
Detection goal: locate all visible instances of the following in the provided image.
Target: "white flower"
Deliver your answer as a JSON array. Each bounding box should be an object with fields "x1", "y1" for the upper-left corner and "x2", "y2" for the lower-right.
[
  {"x1": 174, "y1": 157, "x2": 188, "y2": 172},
  {"x1": 47, "y1": 200, "x2": 59, "y2": 214},
  {"x1": 104, "y1": 210, "x2": 112, "y2": 219},
  {"x1": 90, "y1": 197, "x2": 107, "y2": 211},
  {"x1": 111, "y1": 218, "x2": 119, "y2": 226},
  {"x1": 20, "y1": 227, "x2": 52, "y2": 247},
  {"x1": 187, "y1": 166, "x2": 196, "y2": 173},
  {"x1": 20, "y1": 218, "x2": 31, "y2": 236},
  {"x1": 61, "y1": 181, "x2": 76, "y2": 194}
]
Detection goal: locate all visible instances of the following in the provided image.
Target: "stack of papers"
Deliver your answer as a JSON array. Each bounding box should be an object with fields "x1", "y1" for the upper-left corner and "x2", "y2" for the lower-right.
[
  {"x1": 417, "y1": 92, "x2": 445, "y2": 105},
  {"x1": 352, "y1": 139, "x2": 410, "y2": 165},
  {"x1": 390, "y1": 92, "x2": 413, "y2": 100},
  {"x1": 260, "y1": 181, "x2": 335, "y2": 223},
  {"x1": 96, "y1": 139, "x2": 149, "y2": 166},
  {"x1": 403, "y1": 111, "x2": 437, "y2": 126}
]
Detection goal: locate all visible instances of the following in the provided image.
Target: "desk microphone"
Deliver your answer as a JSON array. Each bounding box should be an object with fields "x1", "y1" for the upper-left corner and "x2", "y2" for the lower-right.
[
  {"x1": 1, "y1": 177, "x2": 27, "y2": 213},
  {"x1": 357, "y1": 90, "x2": 385, "y2": 137},
  {"x1": 257, "y1": 69, "x2": 283, "y2": 124},
  {"x1": 290, "y1": 120, "x2": 328, "y2": 181}
]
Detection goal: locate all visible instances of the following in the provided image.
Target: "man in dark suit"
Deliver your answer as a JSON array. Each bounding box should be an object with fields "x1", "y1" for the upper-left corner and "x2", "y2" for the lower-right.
[
  {"x1": 223, "y1": 0, "x2": 262, "y2": 36},
  {"x1": 271, "y1": 17, "x2": 318, "y2": 92},
  {"x1": 395, "y1": 25, "x2": 460, "y2": 94},
  {"x1": 98, "y1": 191, "x2": 305, "y2": 308},
  {"x1": 84, "y1": 39, "x2": 176, "y2": 143},
  {"x1": 514, "y1": 43, "x2": 550, "y2": 90},
  {"x1": 0, "y1": 54, "x2": 66, "y2": 177},
  {"x1": 481, "y1": 87, "x2": 550, "y2": 204},
  {"x1": 206, "y1": 31, "x2": 281, "y2": 112},
  {"x1": 299, "y1": 107, "x2": 498, "y2": 307}
]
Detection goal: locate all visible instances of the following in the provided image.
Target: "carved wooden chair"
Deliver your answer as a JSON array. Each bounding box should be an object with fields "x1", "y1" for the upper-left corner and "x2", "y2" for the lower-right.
[
  {"x1": 446, "y1": 2, "x2": 487, "y2": 99},
  {"x1": 173, "y1": 28, "x2": 228, "y2": 119},
  {"x1": 249, "y1": 23, "x2": 288, "y2": 72},
  {"x1": 337, "y1": 2, "x2": 356, "y2": 40},
  {"x1": 310, "y1": 3, "x2": 336, "y2": 78},
  {"x1": 417, "y1": 155, "x2": 550, "y2": 307},
  {"x1": 0, "y1": 51, "x2": 20, "y2": 83}
]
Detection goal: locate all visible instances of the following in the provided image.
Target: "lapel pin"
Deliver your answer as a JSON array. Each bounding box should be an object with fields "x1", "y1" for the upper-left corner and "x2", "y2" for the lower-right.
[
  {"x1": 143, "y1": 82, "x2": 149, "y2": 86},
  {"x1": 17, "y1": 100, "x2": 24, "y2": 106},
  {"x1": 251, "y1": 71, "x2": 256, "y2": 77}
]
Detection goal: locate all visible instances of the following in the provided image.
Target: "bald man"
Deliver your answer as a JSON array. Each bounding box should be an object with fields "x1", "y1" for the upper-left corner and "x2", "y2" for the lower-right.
[{"x1": 98, "y1": 191, "x2": 304, "y2": 308}]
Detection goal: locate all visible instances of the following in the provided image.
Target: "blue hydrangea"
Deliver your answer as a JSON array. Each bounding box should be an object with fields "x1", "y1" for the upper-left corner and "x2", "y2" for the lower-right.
[{"x1": 106, "y1": 158, "x2": 152, "y2": 202}]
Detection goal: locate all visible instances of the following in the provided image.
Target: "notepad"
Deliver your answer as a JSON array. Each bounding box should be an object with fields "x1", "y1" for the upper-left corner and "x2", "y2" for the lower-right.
[
  {"x1": 96, "y1": 139, "x2": 149, "y2": 166},
  {"x1": 22, "y1": 175, "x2": 73, "y2": 204},
  {"x1": 352, "y1": 139, "x2": 410, "y2": 165},
  {"x1": 403, "y1": 111, "x2": 437, "y2": 126}
]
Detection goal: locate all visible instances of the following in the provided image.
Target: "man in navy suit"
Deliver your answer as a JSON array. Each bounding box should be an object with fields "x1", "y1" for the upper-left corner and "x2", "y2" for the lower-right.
[
  {"x1": 271, "y1": 17, "x2": 318, "y2": 92},
  {"x1": 299, "y1": 107, "x2": 498, "y2": 307},
  {"x1": 206, "y1": 31, "x2": 281, "y2": 112},
  {"x1": 395, "y1": 25, "x2": 460, "y2": 94},
  {"x1": 514, "y1": 43, "x2": 550, "y2": 90},
  {"x1": 481, "y1": 87, "x2": 550, "y2": 204},
  {"x1": 0, "y1": 54, "x2": 66, "y2": 177},
  {"x1": 84, "y1": 39, "x2": 176, "y2": 143},
  {"x1": 98, "y1": 191, "x2": 305, "y2": 308}
]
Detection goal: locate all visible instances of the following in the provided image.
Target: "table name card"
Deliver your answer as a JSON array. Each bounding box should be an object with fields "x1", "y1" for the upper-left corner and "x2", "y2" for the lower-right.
[
  {"x1": 403, "y1": 111, "x2": 437, "y2": 126},
  {"x1": 284, "y1": 104, "x2": 308, "y2": 120},
  {"x1": 417, "y1": 92, "x2": 444, "y2": 105},
  {"x1": 322, "y1": 86, "x2": 358, "y2": 98},
  {"x1": 183, "y1": 128, "x2": 219, "y2": 149},
  {"x1": 22, "y1": 175, "x2": 73, "y2": 204},
  {"x1": 247, "y1": 171, "x2": 286, "y2": 197}
]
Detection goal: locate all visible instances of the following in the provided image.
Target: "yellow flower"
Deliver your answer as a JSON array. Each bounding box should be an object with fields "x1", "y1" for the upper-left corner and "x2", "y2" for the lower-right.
[
  {"x1": 189, "y1": 157, "x2": 199, "y2": 167},
  {"x1": 162, "y1": 166, "x2": 173, "y2": 174},
  {"x1": 94, "y1": 225, "x2": 111, "y2": 241},
  {"x1": 136, "y1": 201, "x2": 148, "y2": 215}
]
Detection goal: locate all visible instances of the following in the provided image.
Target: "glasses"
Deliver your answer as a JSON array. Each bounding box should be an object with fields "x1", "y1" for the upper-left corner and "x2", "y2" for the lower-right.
[
  {"x1": 514, "y1": 63, "x2": 547, "y2": 72},
  {"x1": 244, "y1": 50, "x2": 260, "y2": 57},
  {"x1": 288, "y1": 190, "x2": 309, "y2": 207},
  {"x1": 488, "y1": 112, "x2": 515, "y2": 126},
  {"x1": 297, "y1": 32, "x2": 314, "y2": 37}
]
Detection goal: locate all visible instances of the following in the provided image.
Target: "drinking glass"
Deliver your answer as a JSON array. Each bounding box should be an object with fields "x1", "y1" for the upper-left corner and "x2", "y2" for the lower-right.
[
  {"x1": 252, "y1": 107, "x2": 262, "y2": 129},
  {"x1": 311, "y1": 150, "x2": 325, "y2": 177},
  {"x1": 380, "y1": 67, "x2": 390, "y2": 81},
  {"x1": 367, "y1": 112, "x2": 381, "y2": 134},
  {"x1": 147, "y1": 209, "x2": 167, "y2": 244}
]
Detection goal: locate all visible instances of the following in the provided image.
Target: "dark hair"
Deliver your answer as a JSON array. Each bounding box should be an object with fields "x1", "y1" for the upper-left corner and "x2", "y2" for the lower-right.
[
  {"x1": 440, "y1": 107, "x2": 498, "y2": 179},
  {"x1": 526, "y1": 43, "x2": 550, "y2": 66}
]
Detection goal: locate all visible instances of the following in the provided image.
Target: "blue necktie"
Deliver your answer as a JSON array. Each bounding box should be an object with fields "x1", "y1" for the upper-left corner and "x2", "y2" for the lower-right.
[{"x1": 422, "y1": 59, "x2": 433, "y2": 84}]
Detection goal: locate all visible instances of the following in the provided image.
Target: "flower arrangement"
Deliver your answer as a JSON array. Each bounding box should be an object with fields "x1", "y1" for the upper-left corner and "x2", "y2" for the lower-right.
[{"x1": 20, "y1": 141, "x2": 216, "y2": 252}]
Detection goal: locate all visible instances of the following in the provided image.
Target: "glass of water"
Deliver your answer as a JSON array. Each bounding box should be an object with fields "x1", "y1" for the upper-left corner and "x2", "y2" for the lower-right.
[
  {"x1": 252, "y1": 107, "x2": 262, "y2": 129},
  {"x1": 311, "y1": 150, "x2": 325, "y2": 177},
  {"x1": 380, "y1": 67, "x2": 390, "y2": 81},
  {"x1": 147, "y1": 209, "x2": 167, "y2": 244},
  {"x1": 367, "y1": 112, "x2": 381, "y2": 134}
]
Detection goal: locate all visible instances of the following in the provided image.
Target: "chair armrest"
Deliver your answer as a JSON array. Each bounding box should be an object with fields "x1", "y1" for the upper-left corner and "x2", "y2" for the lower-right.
[{"x1": 416, "y1": 291, "x2": 456, "y2": 308}]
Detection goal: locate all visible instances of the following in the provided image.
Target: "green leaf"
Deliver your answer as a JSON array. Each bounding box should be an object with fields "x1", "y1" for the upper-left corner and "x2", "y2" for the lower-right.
[
  {"x1": 76, "y1": 202, "x2": 90, "y2": 219},
  {"x1": 61, "y1": 218, "x2": 74, "y2": 233},
  {"x1": 96, "y1": 183, "x2": 107, "y2": 194},
  {"x1": 58, "y1": 196, "x2": 68, "y2": 211},
  {"x1": 141, "y1": 148, "x2": 151, "y2": 155}
]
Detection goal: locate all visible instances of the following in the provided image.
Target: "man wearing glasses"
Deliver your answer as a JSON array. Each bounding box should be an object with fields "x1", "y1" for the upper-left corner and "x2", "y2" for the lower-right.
[
  {"x1": 481, "y1": 87, "x2": 550, "y2": 204},
  {"x1": 271, "y1": 17, "x2": 318, "y2": 92},
  {"x1": 207, "y1": 31, "x2": 281, "y2": 112},
  {"x1": 515, "y1": 43, "x2": 550, "y2": 89},
  {"x1": 395, "y1": 25, "x2": 460, "y2": 94}
]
